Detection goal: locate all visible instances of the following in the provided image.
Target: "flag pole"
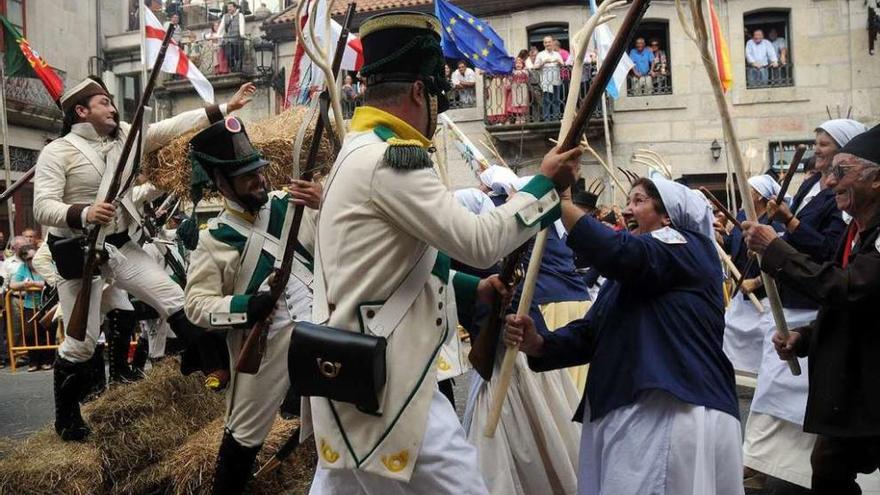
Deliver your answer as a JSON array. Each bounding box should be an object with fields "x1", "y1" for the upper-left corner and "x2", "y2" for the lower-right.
[
  {"x1": 600, "y1": 83, "x2": 615, "y2": 204},
  {"x1": 0, "y1": 60, "x2": 15, "y2": 239}
]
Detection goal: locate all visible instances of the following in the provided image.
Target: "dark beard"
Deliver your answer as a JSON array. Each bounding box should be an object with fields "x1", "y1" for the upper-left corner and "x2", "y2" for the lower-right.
[{"x1": 239, "y1": 189, "x2": 269, "y2": 214}]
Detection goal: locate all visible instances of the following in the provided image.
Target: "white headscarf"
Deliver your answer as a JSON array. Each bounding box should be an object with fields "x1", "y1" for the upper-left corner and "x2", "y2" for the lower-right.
[
  {"x1": 478, "y1": 165, "x2": 519, "y2": 196},
  {"x1": 816, "y1": 119, "x2": 868, "y2": 148},
  {"x1": 454, "y1": 188, "x2": 496, "y2": 215},
  {"x1": 747, "y1": 174, "x2": 781, "y2": 200},
  {"x1": 651, "y1": 177, "x2": 715, "y2": 240}
]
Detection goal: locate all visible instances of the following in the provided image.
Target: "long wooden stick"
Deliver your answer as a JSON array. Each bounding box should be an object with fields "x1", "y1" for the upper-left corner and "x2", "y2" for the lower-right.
[
  {"x1": 484, "y1": 0, "x2": 634, "y2": 438},
  {"x1": 677, "y1": 0, "x2": 799, "y2": 375},
  {"x1": 440, "y1": 113, "x2": 492, "y2": 175}
]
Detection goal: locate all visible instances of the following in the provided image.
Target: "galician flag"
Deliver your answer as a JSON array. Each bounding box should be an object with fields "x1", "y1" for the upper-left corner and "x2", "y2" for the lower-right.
[
  {"x1": 0, "y1": 15, "x2": 63, "y2": 102},
  {"x1": 588, "y1": 0, "x2": 634, "y2": 99},
  {"x1": 144, "y1": 8, "x2": 214, "y2": 103}
]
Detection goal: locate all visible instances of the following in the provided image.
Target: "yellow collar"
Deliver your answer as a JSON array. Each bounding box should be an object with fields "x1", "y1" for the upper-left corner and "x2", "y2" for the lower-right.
[
  {"x1": 223, "y1": 199, "x2": 256, "y2": 224},
  {"x1": 350, "y1": 106, "x2": 432, "y2": 148}
]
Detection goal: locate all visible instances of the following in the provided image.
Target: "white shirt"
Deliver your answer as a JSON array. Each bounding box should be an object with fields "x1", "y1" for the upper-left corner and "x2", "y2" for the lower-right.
[
  {"x1": 451, "y1": 68, "x2": 476, "y2": 87},
  {"x1": 535, "y1": 50, "x2": 564, "y2": 91}
]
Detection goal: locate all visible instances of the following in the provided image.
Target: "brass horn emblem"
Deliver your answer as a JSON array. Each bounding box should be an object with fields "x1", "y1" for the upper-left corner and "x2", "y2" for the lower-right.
[{"x1": 317, "y1": 358, "x2": 342, "y2": 378}]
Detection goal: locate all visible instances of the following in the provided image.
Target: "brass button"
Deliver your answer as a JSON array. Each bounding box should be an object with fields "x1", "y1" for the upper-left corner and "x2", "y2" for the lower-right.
[
  {"x1": 436, "y1": 318, "x2": 442, "y2": 326},
  {"x1": 438, "y1": 302, "x2": 443, "y2": 310},
  {"x1": 439, "y1": 286, "x2": 444, "y2": 294},
  {"x1": 538, "y1": 206, "x2": 544, "y2": 213},
  {"x1": 328, "y1": 303, "x2": 336, "y2": 312},
  {"x1": 366, "y1": 309, "x2": 376, "y2": 318}
]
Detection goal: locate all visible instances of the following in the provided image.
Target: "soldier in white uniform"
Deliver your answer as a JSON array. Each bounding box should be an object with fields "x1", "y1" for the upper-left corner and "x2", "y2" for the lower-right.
[
  {"x1": 307, "y1": 12, "x2": 582, "y2": 494},
  {"x1": 33, "y1": 77, "x2": 256, "y2": 441},
  {"x1": 183, "y1": 116, "x2": 321, "y2": 494}
]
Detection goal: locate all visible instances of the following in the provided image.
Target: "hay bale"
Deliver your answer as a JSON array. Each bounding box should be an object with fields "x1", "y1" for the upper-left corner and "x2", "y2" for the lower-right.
[
  {"x1": 0, "y1": 429, "x2": 105, "y2": 495},
  {"x1": 143, "y1": 107, "x2": 338, "y2": 201},
  {"x1": 85, "y1": 359, "x2": 225, "y2": 487},
  {"x1": 157, "y1": 415, "x2": 317, "y2": 495}
]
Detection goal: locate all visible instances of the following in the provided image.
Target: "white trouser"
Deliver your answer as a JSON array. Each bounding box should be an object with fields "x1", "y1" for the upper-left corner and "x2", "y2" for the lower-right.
[
  {"x1": 309, "y1": 388, "x2": 489, "y2": 495},
  {"x1": 224, "y1": 272, "x2": 312, "y2": 448},
  {"x1": 224, "y1": 326, "x2": 292, "y2": 448},
  {"x1": 58, "y1": 240, "x2": 184, "y2": 363},
  {"x1": 144, "y1": 319, "x2": 174, "y2": 359}
]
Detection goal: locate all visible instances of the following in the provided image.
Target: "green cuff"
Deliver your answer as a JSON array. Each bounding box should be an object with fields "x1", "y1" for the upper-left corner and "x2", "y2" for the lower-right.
[
  {"x1": 452, "y1": 271, "x2": 481, "y2": 308},
  {"x1": 230, "y1": 294, "x2": 250, "y2": 314},
  {"x1": 518, "y1": 174, "x2": 555, "y2": 198},
  {"x1": 515, "y1": 175, "x2": 561, "y2": 228}
]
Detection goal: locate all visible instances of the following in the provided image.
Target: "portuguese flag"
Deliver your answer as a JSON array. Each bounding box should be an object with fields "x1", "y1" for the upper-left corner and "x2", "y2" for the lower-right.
[{"x1": 0, "y1": 15, "x2": 63, "y2": 103}]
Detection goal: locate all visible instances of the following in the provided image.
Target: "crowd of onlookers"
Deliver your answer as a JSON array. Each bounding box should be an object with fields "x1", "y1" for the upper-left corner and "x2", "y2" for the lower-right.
[{"x1": 0, "y1": 227, "x2": 54, "y2": 373}]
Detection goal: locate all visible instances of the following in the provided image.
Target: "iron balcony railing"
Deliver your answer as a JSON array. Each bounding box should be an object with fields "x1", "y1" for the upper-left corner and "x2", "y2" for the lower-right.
[
  {"x1": 746, "y1": 64, "x2": 794, "y2": 89},
  {"x1": 626, "y1": 73, "x2": 673, "y2": 97},
  {"x1": 482, "y1": 66, "x2": 604, "y2": 127}
]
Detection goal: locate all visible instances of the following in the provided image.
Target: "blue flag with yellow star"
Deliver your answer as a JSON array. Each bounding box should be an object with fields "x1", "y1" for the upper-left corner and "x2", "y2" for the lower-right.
[{"x1": 435, "y1": 0, "x2": 514, "y2": 74}]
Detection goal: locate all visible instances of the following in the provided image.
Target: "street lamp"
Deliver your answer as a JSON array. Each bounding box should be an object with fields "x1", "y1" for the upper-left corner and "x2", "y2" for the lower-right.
[
  {"x1": 710, "y1": 139, "x2": 722, "y2": 161},
  {"x1": 252, "y1": 38, "x2": 275, "y2": 85}
]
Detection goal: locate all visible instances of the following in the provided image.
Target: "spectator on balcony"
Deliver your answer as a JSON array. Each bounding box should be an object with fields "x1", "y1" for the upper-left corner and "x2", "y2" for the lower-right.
[
  {"x1": 508, "y1": 58, "x2": 530, "y2": 124},
  {"x1": 524, "y1": 46, "x2": 539, "y2": 69},
  {"x1": 649, "y1": 38, "x2": 668, "y2": 93},
  {"x1": 768, "y1": 28, "x2": 788, "y2": 65},
  {"x1": 451, "y1": 60, "x2": 477, "y2": 107},
  {"x1": 218, "y1": 2, "x2": 246, "y2": 73},
  {"x1": 628, "y1": 37, "x2": 654, "y2": 96},
  {"x1": 567, "y1": 49, "x2": 597, "y2": 101},
  {"x1": 553, "y1": 40, "x2": 570, "y2": 66},
  {"x1": 204, "y1": 20, "x2": 229, "y2": 75},
  {"x1": 164, "y1": 13, "x2": 183, "y2": 43},
  {"x1": 745, "y1": 29, "x2": 779, "y2": 85},
  {"x1": 534, "y1": 36, "x2": 565, "y2": 121},
  {"x1": 341, "y1": 74, "x2": 359, "y2": 118}
]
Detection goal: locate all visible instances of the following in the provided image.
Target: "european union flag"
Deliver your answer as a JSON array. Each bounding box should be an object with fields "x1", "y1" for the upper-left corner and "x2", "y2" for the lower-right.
[{"x1": 435, "y1": 0, "x2": 514, "y2": 74}]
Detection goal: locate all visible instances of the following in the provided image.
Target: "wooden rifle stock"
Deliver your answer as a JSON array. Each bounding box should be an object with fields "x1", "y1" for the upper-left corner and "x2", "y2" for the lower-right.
[
  {"x1": 0, "y1": 167, "x2": 35, "y2": 203},
  {"x1": 468, "y1": 243, "x2": 527, "y2": 380},
  {"x1": 65, "y1": 25, "x2": 176, "y2": 341},
  {"x1": 235, "y1": 3, "x2": 357, "y2": 374}
]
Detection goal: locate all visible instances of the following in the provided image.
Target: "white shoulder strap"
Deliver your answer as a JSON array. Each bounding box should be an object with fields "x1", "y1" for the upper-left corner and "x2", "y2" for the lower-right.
[{"x1": 63, "y1": 133, "x2": 105, "y2": 176}]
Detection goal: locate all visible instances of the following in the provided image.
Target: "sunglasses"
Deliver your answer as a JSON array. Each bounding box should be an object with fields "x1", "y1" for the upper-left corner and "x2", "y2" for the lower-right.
[{"x1": 828, "y1": 163, "x2": 860, "y2": 180}]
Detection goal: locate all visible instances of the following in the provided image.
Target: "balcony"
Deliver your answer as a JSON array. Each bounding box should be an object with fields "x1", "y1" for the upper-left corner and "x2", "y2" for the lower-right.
[
  {"x1": 481, "y1": 67, "x2": 607, "y2": 140},
  {"x1": 3, "y1": 67, "x2": 66, "y2": 131},
  {"x1": 159, "y1": 37, "x2": 273, "y2": 93},
  {"x1": 626, "y1": 73, "x2": 672, "y2": 97},
  {"x1": 746, "y1": 64, "x2": 793, "y2": 89}
]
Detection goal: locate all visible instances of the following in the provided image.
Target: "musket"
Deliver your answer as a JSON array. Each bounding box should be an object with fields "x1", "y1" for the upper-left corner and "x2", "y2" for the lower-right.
[
  {"x1": 142, "y1": 195, "x2": 188, "y2": 286},
  {"x1": 0, "y1": 168, "x2": 35, "y2": 203},
  {"x1": 485, "y1": 0, "x2": 649, "y2": 438},
  {"x1": 64, "y1": 25, "x2": 176, "y2": 341},
  {"x1": 728, "y1": 145, "x2": 806, "y2": 298},
  {"x1": 468, "y1": 242, "x2": 527, "y2": 380},
  {"x1": 235, "y1": 3, "x2": 356, "y2": 375}
]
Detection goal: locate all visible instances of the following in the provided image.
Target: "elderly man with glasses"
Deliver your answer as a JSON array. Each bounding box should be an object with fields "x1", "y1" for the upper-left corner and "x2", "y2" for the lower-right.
[{"x1": 743, "y1": 123, "x2": 880, "y2": 494}]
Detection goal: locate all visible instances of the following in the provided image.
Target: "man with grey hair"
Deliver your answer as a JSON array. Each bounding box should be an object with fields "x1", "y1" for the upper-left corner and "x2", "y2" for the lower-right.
[{"x1": 743, "y1": 123, "x2": 880, "y2": 494}]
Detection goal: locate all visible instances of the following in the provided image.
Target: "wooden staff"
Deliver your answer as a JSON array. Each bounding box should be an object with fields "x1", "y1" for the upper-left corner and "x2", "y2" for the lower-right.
[
  {"x1": 730, "y1": 145, "x2": 806, "y2": 297},
  {"x1": 484, "y1": 0, "x2": 642, "y2": 438},
  {"x1": 676, "y1": 0, "x2": 799, "y2": 375},
  {"x1": 713, "y1": 239, "x2": 764, "y2": 313}
]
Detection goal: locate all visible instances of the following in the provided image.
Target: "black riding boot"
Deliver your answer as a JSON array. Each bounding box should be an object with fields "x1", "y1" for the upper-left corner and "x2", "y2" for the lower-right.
[
  {"x1": 84, "y1": 343, "x2": 106, "y2": 400},
  {"x1": 53, "y1": 354, "x2": 91, "y2": 442},
  {"x1": 212, "y1": 429, "x2": 261, "y2": 495},
  {"x1": 107, "y1": 309, "x2": 141, "y2": 383}
]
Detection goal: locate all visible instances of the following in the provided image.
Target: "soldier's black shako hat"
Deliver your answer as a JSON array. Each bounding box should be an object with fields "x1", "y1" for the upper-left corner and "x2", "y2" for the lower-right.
[
  {"x1": 189, "y1": 116, "x2": 269, "y2": 179},
  {"x1": 359, "y1": 11, "x2": 450, "y2": 113}
]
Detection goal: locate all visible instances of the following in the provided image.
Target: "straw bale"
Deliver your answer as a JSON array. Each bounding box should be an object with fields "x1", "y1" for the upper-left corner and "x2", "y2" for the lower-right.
[
  {"x1": 159, "y1": 415, "x2": 317, "y2": 495},
  {"x1": 143, "y1": 107, "x2": 338, "y2": 200},
  {"x1": 0, "y1": 429, "x2": 105, "y2": 495},
  {"x1": 86, "y1": 359, "x2": 225, "y2": 485}
]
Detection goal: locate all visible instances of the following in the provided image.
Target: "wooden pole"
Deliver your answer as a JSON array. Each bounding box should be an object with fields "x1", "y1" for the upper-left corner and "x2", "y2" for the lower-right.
[
  {"x1": 484, "y1": 0, "x2": 632, "y2": 438},
  {"x1": 677, "y1": 0, "x2": 799, "y2": 375},
  {"x1": 713, "y1": 240, "x2": 764, "y2": 312}
]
